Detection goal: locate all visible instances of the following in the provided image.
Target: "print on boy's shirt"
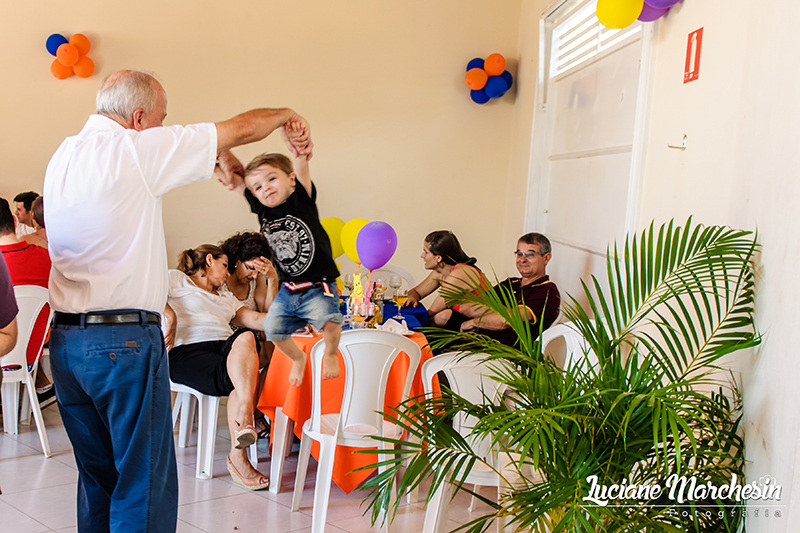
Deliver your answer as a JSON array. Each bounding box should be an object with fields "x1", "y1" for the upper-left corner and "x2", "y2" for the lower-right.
[{"x1": 262, "y1": 215, "x2": 314, "y2": 276}]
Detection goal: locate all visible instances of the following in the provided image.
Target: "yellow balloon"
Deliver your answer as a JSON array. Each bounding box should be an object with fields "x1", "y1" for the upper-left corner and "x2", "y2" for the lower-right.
[
  {"x1": 341, "y1": 218, "x2": 369, "y2": 264},
  {"x1": 596, "y1": 0, "x2": 643, "y2": 29},
  {"x1": 321, "y1": 216, "x2": 345, "y2": 259}
]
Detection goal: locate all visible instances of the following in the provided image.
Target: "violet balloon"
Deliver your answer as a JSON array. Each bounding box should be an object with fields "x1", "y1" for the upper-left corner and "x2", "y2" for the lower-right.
[
  {"x1": 639, "y1": 2, "x2": 669, "y2": 21},
  {"x1": 356, "y1": 221, "x2": 398, "y2": 270},
  {"x1": 644, "y1": 0, "x2": 679, "y2": 9}
]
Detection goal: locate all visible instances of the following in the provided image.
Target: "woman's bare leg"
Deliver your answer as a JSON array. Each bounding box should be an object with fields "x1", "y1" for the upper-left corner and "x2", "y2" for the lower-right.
[{"x1": 225, "y1": 332, "x2": 265, "y2": 479}]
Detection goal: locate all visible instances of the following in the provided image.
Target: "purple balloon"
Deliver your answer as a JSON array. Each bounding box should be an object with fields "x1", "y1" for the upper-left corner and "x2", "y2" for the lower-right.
[
  {"x1": 644, "y1": 0, "x2": 680, "y2": 9},
  {"x1": 356, "y1": 221, "x2": 398, "y2": 270},
  {"x1": 639, "y1": 3, "x2": 669, "y2": 21}
]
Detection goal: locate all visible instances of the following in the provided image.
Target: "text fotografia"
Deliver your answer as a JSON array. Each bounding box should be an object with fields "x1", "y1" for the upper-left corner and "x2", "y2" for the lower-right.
[{"x1": 582, "y1": 474, "x2": 781, "y2": 507}]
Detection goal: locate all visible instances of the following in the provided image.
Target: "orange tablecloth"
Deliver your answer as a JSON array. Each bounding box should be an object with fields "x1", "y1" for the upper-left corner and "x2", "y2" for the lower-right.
[{"x1": 257, "y1": 331, "x2": 434, "y2": 493}]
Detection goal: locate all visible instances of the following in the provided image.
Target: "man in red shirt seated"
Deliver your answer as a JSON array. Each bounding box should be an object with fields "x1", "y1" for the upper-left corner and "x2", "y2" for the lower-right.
[
  {"x1": 0, "y1": 197, "x2": 55, "y2": 407},
  {"x1": 458, "y1": 232, "x2": 561, "y2": 347}
]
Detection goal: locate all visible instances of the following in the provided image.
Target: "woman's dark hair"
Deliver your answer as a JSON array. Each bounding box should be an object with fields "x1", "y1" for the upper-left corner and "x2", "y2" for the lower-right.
[
  {"x1": 220, "y1": 232, "x2": 272, "y2": 273},
  {"x1": 32, "y1": 196, "x2": 44, "y2": 229},
  {"x1": 177, "y1": 244, "x2": 226, "y2": 276},
  {"x1": 425, "y1": 230, "x2": 476, "y2": 267}
]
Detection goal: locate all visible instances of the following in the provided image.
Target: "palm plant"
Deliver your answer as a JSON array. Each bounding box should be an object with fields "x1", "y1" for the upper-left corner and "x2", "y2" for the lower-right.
[{"x1": 359, "y1": 218, "x2": 759, "y2": 533}]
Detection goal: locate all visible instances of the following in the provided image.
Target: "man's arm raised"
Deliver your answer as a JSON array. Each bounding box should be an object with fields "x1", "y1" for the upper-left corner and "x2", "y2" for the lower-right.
[{"x1": 215, "y1": 108, "x2": 311, "y2": 154}]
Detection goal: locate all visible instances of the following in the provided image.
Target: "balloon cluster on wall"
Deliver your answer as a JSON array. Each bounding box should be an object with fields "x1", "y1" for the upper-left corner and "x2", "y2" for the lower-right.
[
  {"x1": 464, "y1": 53, "x2": 514, "y2": 105},
  {"x1": 597, "y1": 0, "x2": 679, "y2": 29},
  {"x1": 321, "y1": 217, "x2": 398, "y2": 271},
  {"x1": 46, "y1": 33, "x2": 95, "y2": 80}
]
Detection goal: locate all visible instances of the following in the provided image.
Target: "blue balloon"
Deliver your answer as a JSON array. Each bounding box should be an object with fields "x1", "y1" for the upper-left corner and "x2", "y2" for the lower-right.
[
  {"x1": 500, "y1": 70, "x2": 514, "y2": 89},
  {"x1": 470, "y1": 89, "x2": 490, "y2": 104},
  {"x1": 466, "y1": 57, "x2": 484, "y2": 72},
  {"x1": 485, "y1": 76, "x2": 509, "y2": 98},
  {"x1": 46, "y1": 34, "x2": 68, "y2": 57}
]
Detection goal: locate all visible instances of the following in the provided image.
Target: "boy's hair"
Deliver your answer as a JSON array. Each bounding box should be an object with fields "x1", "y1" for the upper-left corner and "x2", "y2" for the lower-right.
[{"x1": 244, "y1": 153, "x2": 294, "y2": 177}]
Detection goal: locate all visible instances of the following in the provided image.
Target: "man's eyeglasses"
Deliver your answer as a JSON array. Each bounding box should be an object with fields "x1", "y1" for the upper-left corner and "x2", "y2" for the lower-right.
[{"x1": 514, "y1": 250, "x2": 547, "y2": 259}]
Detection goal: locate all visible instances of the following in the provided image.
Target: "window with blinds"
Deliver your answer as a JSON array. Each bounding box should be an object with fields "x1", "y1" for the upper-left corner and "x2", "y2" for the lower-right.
[{"x1": 550, "y1": 0, "x2": 642, "y2": 79}]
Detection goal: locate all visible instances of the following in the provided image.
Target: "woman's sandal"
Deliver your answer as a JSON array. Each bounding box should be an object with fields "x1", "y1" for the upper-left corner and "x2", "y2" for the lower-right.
[
  {"x1": 234, "y1": 424, "x2": 257, "y2": 449},
  {"x1": 226, "y1": 455, "x2": 269, "y2": 491}
]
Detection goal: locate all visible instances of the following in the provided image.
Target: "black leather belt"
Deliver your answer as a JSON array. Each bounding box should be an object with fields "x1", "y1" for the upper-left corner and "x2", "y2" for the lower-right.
[{"x1": 54, "y1": 312, "x2": 161, "y2": 326}]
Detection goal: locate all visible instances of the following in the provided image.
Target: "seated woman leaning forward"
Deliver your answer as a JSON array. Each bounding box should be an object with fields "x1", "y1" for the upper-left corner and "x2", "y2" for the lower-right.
[
  {"x1": 405, "y1": 230, "x2": 489, "y2": 330},
  {"x1": 220, "y1": 231, "x2": 279, "y2": 438},
  {"x1": 163, "y1": 244, "x2": 279, "y2": 491}
]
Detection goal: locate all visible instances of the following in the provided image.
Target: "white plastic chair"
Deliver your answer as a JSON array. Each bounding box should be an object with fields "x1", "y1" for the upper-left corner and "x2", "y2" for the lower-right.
[
  {"x1": 290, "y1": 330, "x2": 422, "y2": 533},
  {"x1": 0, "y1": 285, "x2": 53, "y2": 457},
  {"x1": 420, "y1": 352, "x2": 510, "y2": 533},
  {"x1": 170, "y1": 381, "x2": 257, "y2": 479},
  {"x1": 371, "y1": 264, "x2": 415, "y2": 288},
  {"x1": 540, "y1": 321, "x2": 599, "y2": 371}
]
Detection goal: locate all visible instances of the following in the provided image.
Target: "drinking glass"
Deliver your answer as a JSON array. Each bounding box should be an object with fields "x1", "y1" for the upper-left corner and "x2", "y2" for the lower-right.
[{"x1": 392, "y1": 289, "x2": 408, "y2": 320}]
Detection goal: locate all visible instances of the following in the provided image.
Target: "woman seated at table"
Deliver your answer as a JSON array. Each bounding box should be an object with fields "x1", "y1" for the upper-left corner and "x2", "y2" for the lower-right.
[
  {"x1": 163, "y1": 244, "x2": 270, "y2": 490},
  {"x1": 406, "y1": 230, "x2": 489, "y2": 330},
  {"x1": 220, "y1": 231, "x2": 279, "y2": 438}
]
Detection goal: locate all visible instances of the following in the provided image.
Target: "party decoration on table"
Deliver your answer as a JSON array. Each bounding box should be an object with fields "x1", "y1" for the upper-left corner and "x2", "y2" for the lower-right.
[
  {"x1": 463, "y1": 53, "x2": 513, "y2": 105},
  {"x1": 321, "y1": 216, "x2": 345, "y2": 259},
  {"x1": 356, "y1": 221, "x2": 397, "y2": 271},
  {"x1": 45, "y1": 32, "x2": 96, "y2": 80},
  {"x1": 341, "y1": 218, "x2": 369, "y2": 264},
  {"x1": 598, "y1": 0, "x2": 679, "y2": 29}
]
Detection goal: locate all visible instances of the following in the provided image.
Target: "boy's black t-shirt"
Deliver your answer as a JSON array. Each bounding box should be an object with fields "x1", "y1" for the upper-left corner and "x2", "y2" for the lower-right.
[{"x1": 245, "y1": 183, "x2": 339, "y2": 283}]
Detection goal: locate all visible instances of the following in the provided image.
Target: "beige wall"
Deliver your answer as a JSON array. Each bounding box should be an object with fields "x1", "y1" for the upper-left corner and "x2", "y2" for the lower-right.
[
  {"x1": 1, "y1": 0, "x2": 523, "y2": 287},
  {"x1": 511, "y1": 0, "x2": 800, "y2": 529}
]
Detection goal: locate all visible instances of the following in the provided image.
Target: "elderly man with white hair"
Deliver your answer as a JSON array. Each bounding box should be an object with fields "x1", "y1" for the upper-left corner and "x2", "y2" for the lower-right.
[{"x1": 44, "y1": 69, "x2": 312, "y2": 533}]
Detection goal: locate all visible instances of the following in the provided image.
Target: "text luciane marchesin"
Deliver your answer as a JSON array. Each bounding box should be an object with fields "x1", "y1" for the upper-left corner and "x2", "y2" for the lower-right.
[{"x1": 582, "y1": 474, "x2": 781, "y2": 507}]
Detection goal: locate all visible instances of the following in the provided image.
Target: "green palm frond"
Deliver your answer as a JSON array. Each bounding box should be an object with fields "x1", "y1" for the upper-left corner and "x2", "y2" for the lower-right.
[{"x1": 359, "y1": 219, "x2": 757, "y2": 533}]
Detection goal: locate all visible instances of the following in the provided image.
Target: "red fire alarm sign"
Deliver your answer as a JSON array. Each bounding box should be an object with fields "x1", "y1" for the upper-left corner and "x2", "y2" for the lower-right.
[{"x1": 684, "y1": 28, "x2": 703, "y2": 83}]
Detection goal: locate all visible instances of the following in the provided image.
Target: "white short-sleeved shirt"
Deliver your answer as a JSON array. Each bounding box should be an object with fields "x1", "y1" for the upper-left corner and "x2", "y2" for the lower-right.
[
  {"x1": 44, "y1": 114, "x2": 217, "y2": 314},
  {"x1": 166, "y1": 270, "x2": 243, "y2": 346}
]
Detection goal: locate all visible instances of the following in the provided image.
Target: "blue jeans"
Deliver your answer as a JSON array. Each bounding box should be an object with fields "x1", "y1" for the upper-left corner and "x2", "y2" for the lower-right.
[
  {"x1": 265, "y1": 284, "x2": 342, "y2": 341},
  {"x1": 49, "y1": 311, "x2": 178, "y2": 533}
]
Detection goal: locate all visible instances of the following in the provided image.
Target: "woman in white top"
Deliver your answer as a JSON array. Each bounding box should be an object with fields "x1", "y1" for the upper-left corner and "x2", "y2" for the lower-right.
[{"x1": 163, "y1": 244, "x2": 270, "y2": 490}]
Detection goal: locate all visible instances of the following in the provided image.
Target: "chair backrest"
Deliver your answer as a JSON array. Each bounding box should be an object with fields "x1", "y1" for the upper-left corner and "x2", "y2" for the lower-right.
[
  {"x1": 370, "y1": 264, "x2": 415, "y2": 288},
  {"x1": 421, "y1": 352, "x2": 508, "y2": 459},
  {"x1": 1, "y1": 286, "x2": 52, "y2": 374},
  {"x1": 540, "y1": 322, "x2": 598, "y2": 371},
  {"x1": 309, "y1": 329, "x2": 422, "y2": 440}
]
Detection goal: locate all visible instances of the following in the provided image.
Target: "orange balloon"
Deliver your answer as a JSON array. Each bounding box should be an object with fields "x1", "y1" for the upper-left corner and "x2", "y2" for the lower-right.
[
  {"x1": 51, "y1": 59, "x2": 73, "y2": 80},
  {"x1": 465, "y1": 68, "x2": 488, "y2": 90},
  {"x1": 73, "y1": 56, "x2": 95, "y2": 78},
  {"x1": 69, "y1": 33, "x2": 91, "y2": 56},
  {"x1": 56, "y1": 43, "x2": 79, "y2": 66},
  {"x1": 484, "y1": 53, "x2": 506, "y2": 77}
]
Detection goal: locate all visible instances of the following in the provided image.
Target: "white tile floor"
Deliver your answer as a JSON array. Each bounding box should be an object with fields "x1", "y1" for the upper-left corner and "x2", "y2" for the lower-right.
[{"x1": 0, "y1": 397, "x2": 489, "y2": 532}]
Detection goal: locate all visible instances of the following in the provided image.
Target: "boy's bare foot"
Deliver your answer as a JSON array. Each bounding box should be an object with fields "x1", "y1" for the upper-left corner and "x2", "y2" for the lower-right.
[
  {"x1": 322, "y1": 353, "x2": 340, "y2": 380},
  {"x1": 288, "y1": 356, "x2": 306, "y2": 386}
]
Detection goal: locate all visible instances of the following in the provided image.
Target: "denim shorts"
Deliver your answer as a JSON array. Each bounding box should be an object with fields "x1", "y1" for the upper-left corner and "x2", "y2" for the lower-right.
[{"x1": 264, "y1": 284, "x2": 342, "y2": 341}]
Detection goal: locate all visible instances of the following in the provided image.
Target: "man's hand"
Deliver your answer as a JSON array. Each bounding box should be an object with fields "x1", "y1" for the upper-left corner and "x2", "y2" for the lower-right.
[
  {"x1": 281, "y1": 115, "x2": 313, "y2": 160},
  {"x1": 216, "y1": 150, "x2": 245, "y2": 190},
  {"x1": 460, "y1": 318, "x2": 478, "y2": 332}
]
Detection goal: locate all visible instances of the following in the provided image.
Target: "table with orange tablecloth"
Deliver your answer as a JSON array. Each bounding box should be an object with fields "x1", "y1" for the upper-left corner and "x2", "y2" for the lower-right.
[{"x1": 257, "y1": 331, "x2": 434, "y2": 494}]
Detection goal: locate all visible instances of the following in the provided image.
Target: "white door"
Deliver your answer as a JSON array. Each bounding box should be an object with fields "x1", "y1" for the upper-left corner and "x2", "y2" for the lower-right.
[{"x1": 526, "y1": 0, "x2": 653, "y2": 299}]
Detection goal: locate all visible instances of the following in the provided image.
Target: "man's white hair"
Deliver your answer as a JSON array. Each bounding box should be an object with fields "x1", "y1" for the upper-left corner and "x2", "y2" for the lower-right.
[{"x1": 96, "y1": 70, "x2": 162, "y2": 120}]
